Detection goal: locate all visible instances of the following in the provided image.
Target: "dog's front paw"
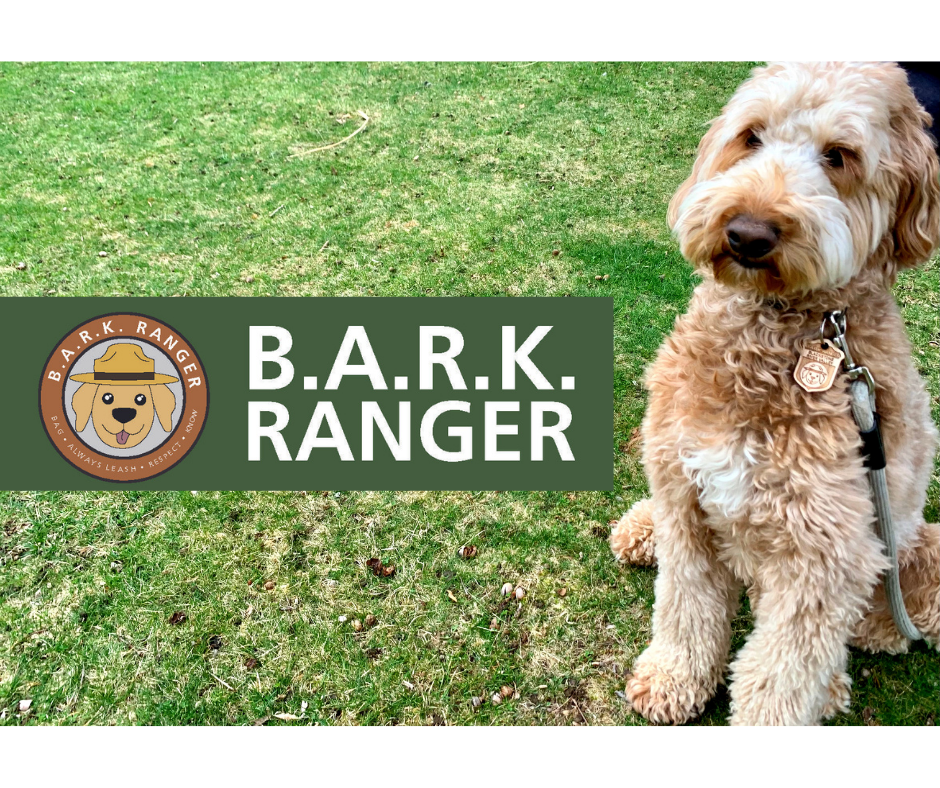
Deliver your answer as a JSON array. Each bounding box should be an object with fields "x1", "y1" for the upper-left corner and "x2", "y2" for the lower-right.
[
  {"x1": 610, "y1": 498, "x2": 656, "y2": 566},
  {"x1": 626, "y1": 655, "x2": 712, "y2": 725},
  {"x1": 820, "y1": 671, "x2": 851, "y2": 720}
]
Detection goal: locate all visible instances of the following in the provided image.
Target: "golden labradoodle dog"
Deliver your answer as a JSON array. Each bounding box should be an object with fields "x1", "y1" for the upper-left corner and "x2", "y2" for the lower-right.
[{"x1": 610, "y1": 62, "x2": 940, "y2": 725}]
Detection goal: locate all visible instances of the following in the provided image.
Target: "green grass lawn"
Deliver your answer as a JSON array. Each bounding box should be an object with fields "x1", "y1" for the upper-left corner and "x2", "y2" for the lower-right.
[{"x1": 0, "y1": 62, "x2": 937, "y2": 726}]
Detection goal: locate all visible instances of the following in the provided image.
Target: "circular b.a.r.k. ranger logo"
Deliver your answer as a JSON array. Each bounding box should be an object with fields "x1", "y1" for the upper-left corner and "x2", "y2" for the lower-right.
[{"x1": 39, "y1": 313, "x2": 209, "y2": 482}]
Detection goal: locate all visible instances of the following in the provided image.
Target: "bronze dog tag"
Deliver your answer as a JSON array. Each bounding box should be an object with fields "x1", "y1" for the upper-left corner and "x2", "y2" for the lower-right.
[{"x1": 794, "y1": 339, "x2": 845, "y2": 393}]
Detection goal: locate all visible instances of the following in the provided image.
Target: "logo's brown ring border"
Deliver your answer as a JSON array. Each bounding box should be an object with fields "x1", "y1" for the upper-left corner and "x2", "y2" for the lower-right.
[
  {"x1": 38, "y1": 312, "x2": 210, "y2": 484},
  {"x1": 62, "y1": 336, "x2": 188, "y2": 461}
]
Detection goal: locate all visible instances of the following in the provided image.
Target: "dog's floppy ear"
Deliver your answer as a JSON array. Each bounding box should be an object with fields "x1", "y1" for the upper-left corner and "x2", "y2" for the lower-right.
[
  {"x1": 667, "y1": 116, "x2": 725, "y2": 231},
  {"x1": 891, "y1": 87, "x2": 940, "y2": 268},
  {"x1": 71, "y1": 383, "x2": 97, "y2": 432},
  {"x1": 150, "y1": 384, "x2": 176, "y2": 432}
]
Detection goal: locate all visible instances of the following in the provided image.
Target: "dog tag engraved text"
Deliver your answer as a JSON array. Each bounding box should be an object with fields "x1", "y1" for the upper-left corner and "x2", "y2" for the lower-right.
[{"x1": 794, "y1": 339, "x2": 845, "y2": 393}]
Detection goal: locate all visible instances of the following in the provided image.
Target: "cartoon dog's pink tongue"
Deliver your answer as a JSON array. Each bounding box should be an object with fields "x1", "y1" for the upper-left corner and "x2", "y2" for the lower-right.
[{"x1": 116, "y1": 430, "x2": 130, "y2": 445}]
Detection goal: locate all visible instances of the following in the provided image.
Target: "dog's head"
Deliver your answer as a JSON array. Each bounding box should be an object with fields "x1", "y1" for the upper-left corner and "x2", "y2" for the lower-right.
[
  {"x1": 71, "y1": 383, "x2": 176, "y2": 449},
  {"x1": 668, "y1": 62, "x2": 940, "y2": 296}
]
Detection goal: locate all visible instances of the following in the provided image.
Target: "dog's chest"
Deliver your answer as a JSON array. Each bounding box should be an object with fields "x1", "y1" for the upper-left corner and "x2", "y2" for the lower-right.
[
  {"x1": 680, "y1": 437, "x2": 758, "y2": 522},
  {"x1": 678, "y1": 427, "x2": 781, "y2": 580},
  {"x1": 667, "y1": 328, "x2": 801, "y2": 527}
]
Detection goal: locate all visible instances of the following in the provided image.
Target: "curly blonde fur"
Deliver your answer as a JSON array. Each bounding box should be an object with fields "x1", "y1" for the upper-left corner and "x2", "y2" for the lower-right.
[{"x1": 610, "y1": 62, "x2": 940, "y2": 725}]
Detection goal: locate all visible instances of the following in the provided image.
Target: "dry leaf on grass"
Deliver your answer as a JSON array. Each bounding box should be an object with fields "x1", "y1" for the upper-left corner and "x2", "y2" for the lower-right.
[
  {"x1": 366, "y1": 557, "x2": 396, "y2": 578},
  {"x1": 622, "y1": 427, "x2": 643, "y2": 454}
]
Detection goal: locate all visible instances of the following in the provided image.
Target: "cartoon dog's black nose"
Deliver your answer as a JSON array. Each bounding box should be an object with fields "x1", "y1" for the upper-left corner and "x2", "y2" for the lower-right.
[
  {"x1": 726, "y1": 215, "x2": 780, "y2": 262},
  {"x1": 112, "y1": 408, "x2": 137, "y2": 424}
]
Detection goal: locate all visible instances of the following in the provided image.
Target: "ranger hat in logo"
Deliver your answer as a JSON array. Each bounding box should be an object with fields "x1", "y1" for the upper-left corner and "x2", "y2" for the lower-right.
[
  {"x1": 39, "y1": 312, "x2": 209, "y2": 483},
  {"x1": 69, "y1": 343, "x2": 181, "y2": 385}
]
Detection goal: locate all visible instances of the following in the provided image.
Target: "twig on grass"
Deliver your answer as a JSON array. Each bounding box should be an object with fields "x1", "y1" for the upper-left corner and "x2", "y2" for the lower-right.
[{"x1": 290, "y1": 110, "x2": 370, "y2": 157}]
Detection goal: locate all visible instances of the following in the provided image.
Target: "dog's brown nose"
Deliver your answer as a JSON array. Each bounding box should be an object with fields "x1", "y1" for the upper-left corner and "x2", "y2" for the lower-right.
[{"x1": 726, "y1": 215, "x2": 779, "y2": 261}]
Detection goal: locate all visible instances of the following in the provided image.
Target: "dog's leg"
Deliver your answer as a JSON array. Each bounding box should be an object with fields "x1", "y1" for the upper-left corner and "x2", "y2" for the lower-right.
[
  {"x1": 626, "y1": 492, "x2": 740, "y2": 724},
  {"x1": 610, "y1": 498, "x2": 656, "y2": 565},
  {"x1": 902, "y1": 522, "x2": 940, "y2": 647},
  {"x1": 850, "y1": 521, "x2": 940, "y2": 653},
  {"x1": 728, "y1": 519, "x2": 884, "y2": 725}
]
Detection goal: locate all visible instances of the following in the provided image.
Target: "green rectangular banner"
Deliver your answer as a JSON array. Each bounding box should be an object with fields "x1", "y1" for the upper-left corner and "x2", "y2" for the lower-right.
[{"x1": 6, "y1": 298, "x2": 613, "y2": 490}]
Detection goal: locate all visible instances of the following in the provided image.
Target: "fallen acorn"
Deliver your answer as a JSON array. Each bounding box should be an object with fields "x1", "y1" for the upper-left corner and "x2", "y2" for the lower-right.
[
  {"x1": 458, "y1": 545, "x2": 478, "y2": 559},
  {"x1": 352, "y1": 619, "x2": 363, "y2": 632},
  {"x1": 263, "y1": 580, "x2": 275, "y2": 591},
  {"x1": 500, "y1": 685, "x2": 515, "y2": 699},
  {"x1": 364, "y1": 614, "x2": 378, "y2": 629},
  {"x1": 557, "y1": 588, "x2": 568, "y2": 597},
  {"x1": 489, "y1": 617, "x2": 499, "y2": 630}
]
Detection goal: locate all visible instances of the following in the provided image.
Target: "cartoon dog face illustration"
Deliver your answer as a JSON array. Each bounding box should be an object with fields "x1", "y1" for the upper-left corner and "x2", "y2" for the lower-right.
[
  {"x1": 69, "y1": 343, "x2": 179, "y2": 451},
  {"x1": 798, "y1": 361, "x2": 829, "y2": 390},
  {"x1": 71, "y1": 383, "x2": 176, "y2": 449}
]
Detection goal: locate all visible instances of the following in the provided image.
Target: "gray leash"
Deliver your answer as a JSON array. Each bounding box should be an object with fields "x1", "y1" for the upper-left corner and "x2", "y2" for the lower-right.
[{"x1": 825, "y1": 310, "x2": 923, "y2": 641}]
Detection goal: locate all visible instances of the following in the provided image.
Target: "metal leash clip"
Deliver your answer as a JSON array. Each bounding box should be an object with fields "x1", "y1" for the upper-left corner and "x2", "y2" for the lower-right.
[{"x1": 821, "y1": 309, "x2": 876, "y2": 405}]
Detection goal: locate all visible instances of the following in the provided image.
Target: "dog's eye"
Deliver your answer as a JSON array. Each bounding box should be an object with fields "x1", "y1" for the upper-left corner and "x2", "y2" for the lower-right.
[
  {"x1": 135, "y1": 394, "x2": 147, "y2": 406},
  {"x1": 102, "y1": 393, "x2": 114, "y2": 405},
  {"x1": 823, "y1": 147, "x2": 846, "y2": 168},
  {"x1": 745, "y1": 131, "x2": 762, "y2": 149}
]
